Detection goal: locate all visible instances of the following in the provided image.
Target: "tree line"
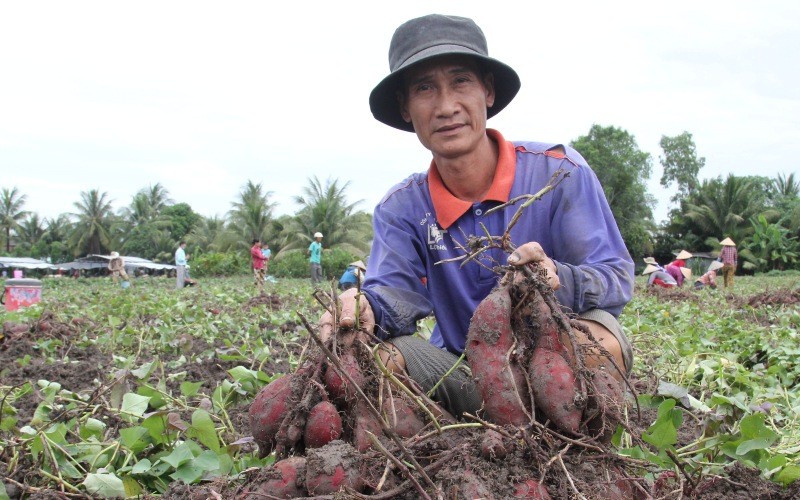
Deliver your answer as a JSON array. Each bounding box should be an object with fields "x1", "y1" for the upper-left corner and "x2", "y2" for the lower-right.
[{"x1": 2, "y1": 125, "x2": 799, "y2": 273}]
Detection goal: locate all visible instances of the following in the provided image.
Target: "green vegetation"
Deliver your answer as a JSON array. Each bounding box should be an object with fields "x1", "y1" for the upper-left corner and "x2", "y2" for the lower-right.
[{"x1": 0, "y1": 275, "x2": 798, "y2": 497}]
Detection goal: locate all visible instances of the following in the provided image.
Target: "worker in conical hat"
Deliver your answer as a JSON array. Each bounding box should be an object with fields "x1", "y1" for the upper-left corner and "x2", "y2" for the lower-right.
[
  {"x1": 718, "y1": 237, "x2": 738, "y2": 288},
  {"x1": 643, "y1": 263, "x2": 677, "y2": 288}
]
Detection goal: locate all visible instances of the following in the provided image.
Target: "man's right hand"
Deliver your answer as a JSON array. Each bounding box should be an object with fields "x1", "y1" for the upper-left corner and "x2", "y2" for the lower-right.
[{"x1": 319, "y1": 287, "x2": 375, "y2": 343}]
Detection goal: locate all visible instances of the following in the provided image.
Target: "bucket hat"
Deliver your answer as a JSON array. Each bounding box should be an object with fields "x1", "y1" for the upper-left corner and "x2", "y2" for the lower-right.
[
  {"x1": 314, "y1": 232, "x2": 323, "y2": 238},
  {"x1": 720, "y1": 237, "x2": 736, "y2": 246},
  {"x1": 675, "y1": 250, "x2": 693, "y2": 260},
  {"x1": 642, "y1": 264, "x2": 659, "y2": 275},
  {"x1": 369, "y1": 14, "x2": 521, "y2": 132},
  {"x1": 643, "y1": 257, "x2": 658, "y2": 265},
  {"x1": 110, "y1": 251, "x2": 120, "y2": 258}
]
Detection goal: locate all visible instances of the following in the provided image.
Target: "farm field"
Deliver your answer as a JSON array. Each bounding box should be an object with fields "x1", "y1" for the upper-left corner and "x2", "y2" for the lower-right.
[{"x1": 1, "y1": 274, "x2": 799, "y2": 498}]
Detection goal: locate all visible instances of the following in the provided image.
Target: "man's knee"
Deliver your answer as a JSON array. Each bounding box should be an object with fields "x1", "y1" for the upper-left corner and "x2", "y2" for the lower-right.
[
  {"x1": 378, "y1": 341, "x2": 407, "y2": 375},
  {"x1": 575, "y1": 319, "x2": 627, "y2": 376}
]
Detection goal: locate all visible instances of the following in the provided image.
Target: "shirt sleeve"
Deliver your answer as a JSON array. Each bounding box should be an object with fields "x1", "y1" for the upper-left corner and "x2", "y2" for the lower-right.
[
  {"x1": 361, "y1": 203, "x2": 434, "y2": 340},
  {"x1": 546, "y1": 160, "x2": 634, "y2": 317}
]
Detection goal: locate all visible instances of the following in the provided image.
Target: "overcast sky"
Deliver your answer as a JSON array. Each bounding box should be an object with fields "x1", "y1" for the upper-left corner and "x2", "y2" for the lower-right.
[{"x1": 1, "y1": 1, "x2": 798, "y2": 227}]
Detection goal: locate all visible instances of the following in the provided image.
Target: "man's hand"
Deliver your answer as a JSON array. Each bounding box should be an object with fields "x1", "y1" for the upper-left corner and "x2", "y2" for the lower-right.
[
  {"x1": 507, "y1": 242, "x2": 560, "y2": 290},
  {"x1": 319, "y1": 287, "x2": 375, "y2": 343}
]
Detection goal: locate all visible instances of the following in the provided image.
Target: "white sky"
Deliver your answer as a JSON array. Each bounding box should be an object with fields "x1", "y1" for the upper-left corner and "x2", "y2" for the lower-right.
[{"x1": 1, "y1": 1, "x2": 798, "y2": 226}]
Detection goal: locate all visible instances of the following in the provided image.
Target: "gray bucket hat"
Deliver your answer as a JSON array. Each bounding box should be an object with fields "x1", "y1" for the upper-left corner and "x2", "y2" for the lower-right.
[{"x1": 369, "y1": 14, "x2": 521, "y2": 132}]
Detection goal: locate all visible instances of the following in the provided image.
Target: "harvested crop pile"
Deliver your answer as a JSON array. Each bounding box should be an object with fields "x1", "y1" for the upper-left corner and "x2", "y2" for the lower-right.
[{"x1": 240, "y1": 268, "x2": 652, "y2": 499}]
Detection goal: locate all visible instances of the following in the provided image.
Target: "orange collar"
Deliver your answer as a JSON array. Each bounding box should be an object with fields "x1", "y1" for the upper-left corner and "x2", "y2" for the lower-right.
[{"x1": 428, "y1": 129, "x2": 516, "y2": 229}]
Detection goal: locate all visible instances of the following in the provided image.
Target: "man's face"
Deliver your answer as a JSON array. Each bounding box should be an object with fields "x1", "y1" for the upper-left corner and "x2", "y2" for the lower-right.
[{"x1": 399, "y1": 55, "x2": 495, "y2": 160}]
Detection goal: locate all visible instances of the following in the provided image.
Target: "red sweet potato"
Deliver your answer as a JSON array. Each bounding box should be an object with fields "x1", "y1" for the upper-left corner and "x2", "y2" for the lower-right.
[
  {"x1": 305, "y1": 440, "x2": 364, "y2": 495},
  {"x1": 381, "y1": 390, "x2": 425, "y2": 439},
  {"x1": 324, "y1": 350, "x2": 365, "y2": 403},
  {"x1": 586, "y1": 369, "x2": 624, "y2": 441},
  {"x1": 353, "y1": 399, "x2": 384, "y2": 452},
  {"x1": 480, "y1": 428, "x2": 508, "y2": 460},
  {"x1": 304, "y1": 401, "x2": 343, "y2": 449},
  {"x1": 251, "y1": 456, "x2": 307, "y2": 498},
  {"x1": 529, "y1": 347, "x2": 582, "y2": 434},
  {"x1": 249, "y1": 374, "x2": 294, "y2": 457},
  {"x1": 466, "y1": 286, "x2": 531, "y2": 426},
  {"x1": 513, "y1": 479, "x2": 551, "y2": 499}
]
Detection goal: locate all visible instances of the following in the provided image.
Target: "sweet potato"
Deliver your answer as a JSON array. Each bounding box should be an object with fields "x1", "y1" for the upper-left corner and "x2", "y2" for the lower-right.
[
  {"x1": 305, "y1": 440, "x2": 363, "y2": 495},
  {"x1": 249, "y1": 374, "x2": 294, "y2": 457},
  {"x1": 324, "y1": 350, "x2": 365, "y2": 403},
  {"x1": 353, "y1": 399, "x2": 384, "y2": 452},
  {"x1": 513, "y1": 479, "x2": 551, "y2": 499},
  {"x1": 529, "y1": 347, "x2": 581, "y2": 434},
  {"x1": 585, "y1": 369, "x2": 624, "y2": 441},
  {"x1": 304, "y1": 401, "x2": 343, "y2": 449},
  {"x1": 251, "y1": 456, "x2": 307, "y2": 498},
  {"x1": 466, "y1": 286, "x2": 531, "y2": 426},
  {"x1": 480, "y1": 428, "x2": 508, "y2": 460},
  {"x1": 381, "y1": 390, "x2": 425, "y2": 439}
]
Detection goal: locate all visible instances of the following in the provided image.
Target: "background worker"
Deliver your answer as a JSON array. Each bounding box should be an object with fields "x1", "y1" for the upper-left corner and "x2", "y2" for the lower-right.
[
  {"x1": 107, "y1": 251, "x2": 129, "y2": 285},
  {"x1": 175, "y1": 241, "x2": 187, "y2": 289},
  {"x1": 338, "y1": 260, "x2": 366, "y2": 291},
  {"x1": 251, "y1": 238, "x2": 267, "y2": 292},
  {"x1": 695, "y1": 261, "x2": 723, "y2": 290},
  {"x1": 719, "y1": 237, "x2": 738, "y2": 288},
  {"x1": 308, "y1": 232, "x2": 323, "y2": 284}
]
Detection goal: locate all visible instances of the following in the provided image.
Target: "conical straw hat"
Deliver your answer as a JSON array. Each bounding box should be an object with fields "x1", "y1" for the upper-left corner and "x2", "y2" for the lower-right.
[
  {"x1": 642, "y1": 264, "x2": 659, "y2": 275},
  {"x1": 350, "y1": 260, "x2": 366, "y2": 271},
  {"x1": 675, "y1": 250, "x2": 693, "y2": 260},
  {"x1": 708, "y1": 261, "x2": 724, "y2": 272},
  {"x1": 680, "y1": 267, "x2": 692, "y2": 279},
  {"x1": 720, "y1": 237, "x2": 736, "y2": 246},
  {"x1": 643, "y1": 257, "x2": 657, "y2": 265}
]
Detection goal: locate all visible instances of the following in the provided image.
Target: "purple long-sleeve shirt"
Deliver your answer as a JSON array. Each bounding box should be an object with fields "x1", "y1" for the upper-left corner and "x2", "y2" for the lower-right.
[{"x1": 362, "y1": 130, "x2": 634, "y2": 355}]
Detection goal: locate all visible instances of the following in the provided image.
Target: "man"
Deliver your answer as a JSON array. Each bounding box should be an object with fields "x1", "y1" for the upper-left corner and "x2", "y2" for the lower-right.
[
  {"x1": 251, "y1": 238, "x2": 267, "y2": 292},
  {"x1": 719, "y1": 237, "x2": 738, "y2": 288},
  {"x1": 175, "y1": 241, "x2": 187, "y2": 289},
  {"x1": 320, "y1": 14, "x2": 634, "y2": 420},
  {"x1": 307, "y1": 232, "x2": 323, "y2": 284},
  {"x1": 107, "y1": 251, "x2": 129, "y2": 285},
  {"x1": 338, "y1": 260, "x2": 367, "y2": 291}
]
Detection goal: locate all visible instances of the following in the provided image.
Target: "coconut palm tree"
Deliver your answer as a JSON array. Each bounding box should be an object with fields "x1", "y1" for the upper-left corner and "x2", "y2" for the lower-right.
[
  {"x1": 772, "y1": 172, "x2": 799, "y2": 200},
  {"x1": 16, "y1": 213, "x2": 46, "y2": 251},
  {"x1": 684, "y1": 174, "x2": 777, "y2": 244},
  {"x1": 0, "y1": 187, "x2": 28, "y2": 252},
  {"x1": 228, "y1": 180, "x2": 276, "y2": 247},
  {"x1": 187, "y1": 215, "x2": 238, "y2": 253},
  {"x1": 282, "y1": 176, "x2": 372, "y2": 256},
  {"x1": 69, "y1": 189, "x2": 115, "y2": 256}
]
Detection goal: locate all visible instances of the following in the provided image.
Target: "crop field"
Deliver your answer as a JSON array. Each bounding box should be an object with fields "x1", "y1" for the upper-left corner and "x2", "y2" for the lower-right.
[{"x1": 1, "y1": 274, "x2": 799, "y2": 498}]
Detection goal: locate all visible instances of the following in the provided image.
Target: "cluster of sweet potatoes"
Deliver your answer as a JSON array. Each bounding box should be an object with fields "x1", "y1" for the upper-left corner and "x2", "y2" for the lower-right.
[
  {"x1": 465, "y1": 274, "x2": 625, "y2": 438},
  {"x1": 247, "y1": 331, "x2": 430, "y2": 497}
]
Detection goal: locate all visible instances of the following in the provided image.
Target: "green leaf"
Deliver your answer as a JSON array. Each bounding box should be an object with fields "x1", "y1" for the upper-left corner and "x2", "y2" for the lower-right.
[
  {"x1": 736, "y1": 437, "x2": 776, "y2": 456},
  {"x1": 121, "y1": 393, "x2": 151, "y2": 421},
  {"x1": 161, "y1": 442, "x2": 196, "y2": 469},
  {"x1": 122, "y1": 476, "x2": 142, "y2": 497},
  {"x1": 171, "y1": 462, "x2": 205, "y2": 484},
  {"x1": 187, "y1": 409, "x2": 220, "y2": 452},
  {"x1": 1, "y1": 482, "x2": 11, "y2": 500},
  {"x1": 643, "y1": 399, "x2": 679, "y2": 449},
  {"x1": 120, "y1": 426, "x2": 151, "y2": 453},
  {"x1": 82, "y1": 472, "x2": 126, "y2": 498},
  {"x1": 131, "y1": 458, "x2": 153, "y2": 475},
  {"x1": 180, "y1": 381, "x2": 203, "y2": 397},
  {"x1": 141, "y1": 412, "x2": 170, "y2": 444},
  {"x1": 775, "y1": 465, "x2": 800, "y2": 486},
  {"x1": 79, "y1": 417, "x2": 107, "y2": 440},
  {"x1": 131, "y1": 359, "x2": 158, "y2": 380}
]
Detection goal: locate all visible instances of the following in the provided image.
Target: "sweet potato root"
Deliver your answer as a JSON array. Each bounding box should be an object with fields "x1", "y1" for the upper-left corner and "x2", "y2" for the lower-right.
[
  {"x1": 513, "y1": 479, "x2": 551, "y2": 499},
  {"x1": 381, "y1": 389, "x2": 425, "y2": 439},
  {"x1": 324, "y1": 350, "x2": 365, "y2": 404},
  {"x1": 466, "y1": 286, "x2": 531, "y2": 426},
  {"x1": 252, "y1": 456, "x2": 307, "y2": 498},
  {"x1": 249, "y1": 374, "x2": 294, "y2": 457},
  {"x1": 480, "y1": 428, "x2": 508, "y2": 460},
  {"x1": 529, "y1": 347, "x2": 581, "y2": 434},
  {"x1": 305, "y1": 440, "x2": 364, "y2": 495},
  {"x1": 304, "y1": 401, "x2": 343, "y2": 449},
  {"x1": 352, "y1": 399, "x2": 384, "y2": 452}
]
